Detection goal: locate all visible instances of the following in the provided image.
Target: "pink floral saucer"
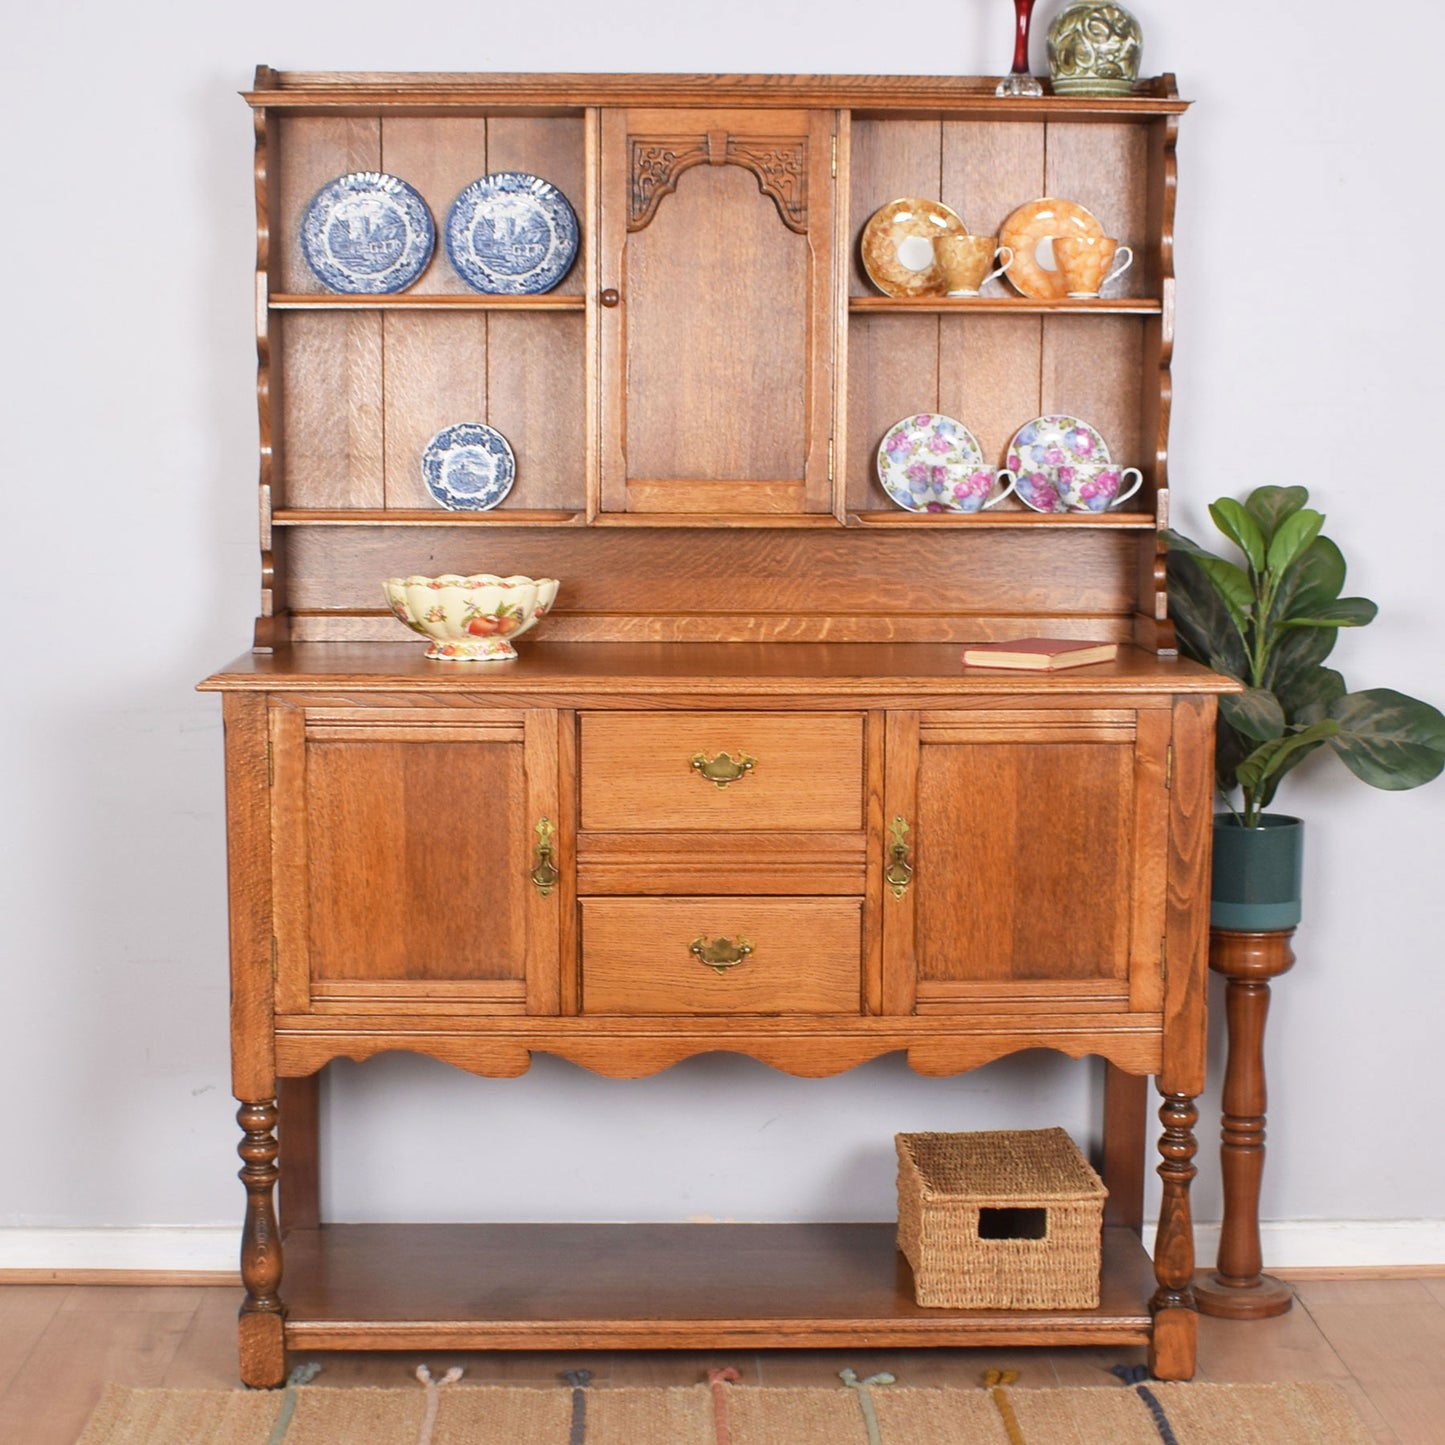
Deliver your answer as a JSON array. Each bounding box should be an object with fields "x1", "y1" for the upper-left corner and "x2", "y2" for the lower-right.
[
  {"x1": 877, "y1": 414, "x2": 1016, "y2": 513},
  {"x1": 1006, "y1": 414, "x2": 1111, "y2": 513}
]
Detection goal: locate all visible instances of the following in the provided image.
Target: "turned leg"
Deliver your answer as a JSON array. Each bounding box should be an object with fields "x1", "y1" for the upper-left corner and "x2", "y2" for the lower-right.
[
  {"x1": 237, "y1": 1098, "x2": 287, "y2": 1388},
  {"x1": 1195, "y1": 928, "x2": 1295, "y2": 1319},
  {"x1": 1148, "y1": 1091, "x2": 1199, "y2": 1380}
]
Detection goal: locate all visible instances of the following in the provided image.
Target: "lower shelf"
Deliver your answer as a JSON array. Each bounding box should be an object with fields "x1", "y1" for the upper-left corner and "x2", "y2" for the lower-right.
[{"x1": 277, "y1": 1222, "x2": 1156, "y2": 1352}]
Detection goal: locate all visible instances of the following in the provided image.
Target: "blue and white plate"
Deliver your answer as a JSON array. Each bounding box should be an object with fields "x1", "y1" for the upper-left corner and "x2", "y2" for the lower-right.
[
  {"x1": 300, "y1": 172, "x2": 435, "y2": 294},
  {"x1": 421, "y1": 423, "x2": 516, "y2": 511},
  {"x1": 445, "y1": 172, "x2": 579, "y2": 295}
]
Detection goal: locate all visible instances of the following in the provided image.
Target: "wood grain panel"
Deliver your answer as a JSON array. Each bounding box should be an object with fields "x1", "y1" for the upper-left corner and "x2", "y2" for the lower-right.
[
  {"x1": 275, "y1": 116, "x2": 381, "y2": 293},
  {"x1": 1040, "y1": 315, "x2": 1146, "y2": 471},
  {"x1": 1045, "y1": 122, "x2": 1149, "y2": 300},
  {"x1": 580, "y1": 712, "x2": 864, "y2": 831},
  {"x1": 914, "y1": 733, "x2": 1134, "y2": 986},
  {"x1": 278, "y1": 312, "x2": 384, "y2": 508},
  {"x1": 284, "y1": 523, "x2": 1140, "y2": 620},
  {"x1": 486, "y1": 311, "x2": 587, "y2": 510},
  {"x1": 576, "y1": 831, "x2": 866, "y2": 896},
  {"x1": 941, "y1": 120, "x2": 1045, "y2": 252},
  {"x1": 625, "y1": 163, "x2": 807, "y2": 484},
  {"x1": 580, "y1": 898, "x2": 862, "y2": 1015},
  {"x1": 382, "y1": 312, "x2": 487, "y2": 508},
  {"x1": 845, "y1": 315, "x2": 939, "y2": 510},
  {"x1": 938, "y1": 313, "x2": 1046, "y2": 487},
  {"x1": 303, "y1": 737, "x2": 527, "y2": 983}
]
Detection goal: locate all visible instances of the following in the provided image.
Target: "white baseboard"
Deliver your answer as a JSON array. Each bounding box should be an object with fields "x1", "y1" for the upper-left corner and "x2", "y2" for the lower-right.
[
  {"x1": 0, "y1": 1227, "x2": 239, "y2": 1274},
  {"x1": 1182, "y1": 1219, "x2": 1445, "y2": 1272},
  {"x1": 1, "y1": 1220, "x2": 1444, "y2": 1277}
]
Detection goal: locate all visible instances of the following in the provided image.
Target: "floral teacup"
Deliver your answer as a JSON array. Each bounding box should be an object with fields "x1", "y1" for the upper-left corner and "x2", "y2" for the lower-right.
[{"x1": 1052, "y1": 462, "x2": 1142, "y2": 513}]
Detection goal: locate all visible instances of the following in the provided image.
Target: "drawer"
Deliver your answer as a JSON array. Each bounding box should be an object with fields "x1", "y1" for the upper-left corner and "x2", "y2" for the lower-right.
[
  {"x1": 580, "y1": 898, "x2": 862, "y2": 1015},
  {"x1": 579, "y1": 712, "x2": 864, "y2": 831}
]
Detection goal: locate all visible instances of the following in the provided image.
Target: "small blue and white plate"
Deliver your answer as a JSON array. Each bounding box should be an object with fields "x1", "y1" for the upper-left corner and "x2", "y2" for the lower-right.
[
  {"x1": 300, "y1": 172, "x2": 435, "y2": 294},
  {"x1": 421, "y1": 423, "x2": 516, "y2": 511},
  {"x1": 445, "y1": 172, "x2": 579, "y2": 295}
]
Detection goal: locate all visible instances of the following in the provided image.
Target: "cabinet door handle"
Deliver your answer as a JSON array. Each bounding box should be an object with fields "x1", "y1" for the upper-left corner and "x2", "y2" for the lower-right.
[
  {"x1": 690, "y1": 935, "x2": 753, "y2": 975},
  {"x1": 530, "y1": 817, "x2": 560, "y2": 897},
  {"x1": 885, "y1": 815, "x2": 914, "y2": 899},
  {"x1": 690, "y1": 750, "x2": 756, "y2": 787},
  {"x1": 600, "y1": 287, "x2": 620, "y2": 307}
]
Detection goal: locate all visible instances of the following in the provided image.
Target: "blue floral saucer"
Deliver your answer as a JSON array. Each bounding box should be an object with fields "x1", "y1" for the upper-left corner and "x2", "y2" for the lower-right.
[
  {"x1": 300, "y1": 172, "x2": 435, "y2": 294},
  {"x1": 445, "y1": 172, "x2": 579, "y2": 295},
  {"x1": 421, "y1": 423, "x2": 516, "y2": 511}
]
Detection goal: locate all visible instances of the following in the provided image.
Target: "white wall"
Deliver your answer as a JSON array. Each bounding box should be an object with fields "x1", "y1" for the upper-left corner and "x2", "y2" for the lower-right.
[{"x1": 3, "y1": 1, "x2": 1442, "y2": 1268}]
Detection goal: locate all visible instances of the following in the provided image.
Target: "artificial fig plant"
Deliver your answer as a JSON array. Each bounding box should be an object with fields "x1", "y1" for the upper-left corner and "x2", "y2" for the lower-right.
[{"x1": 1164, "y1": 485, "x2": 1445, "y2": 826}]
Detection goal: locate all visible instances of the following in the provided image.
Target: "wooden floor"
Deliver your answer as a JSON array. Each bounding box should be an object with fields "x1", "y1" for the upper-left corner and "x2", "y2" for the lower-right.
[{"x1": 1, "y1": 1278, "x2": 1443, "y2": 1444}]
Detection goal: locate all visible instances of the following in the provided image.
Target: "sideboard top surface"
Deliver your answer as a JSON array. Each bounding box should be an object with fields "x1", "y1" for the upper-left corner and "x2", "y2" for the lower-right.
[{"x1": 200, "y1": 641, "x2": 1236, "y2": 695}]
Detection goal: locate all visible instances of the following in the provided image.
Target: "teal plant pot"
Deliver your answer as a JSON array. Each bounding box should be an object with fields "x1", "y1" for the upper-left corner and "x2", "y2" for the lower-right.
[{"x1": 1210, "y1": 815, "x2": 1303, "y2": 931}]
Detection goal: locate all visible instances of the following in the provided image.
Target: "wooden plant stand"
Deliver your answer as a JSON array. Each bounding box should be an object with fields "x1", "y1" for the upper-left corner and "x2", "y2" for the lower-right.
[{"x1": 1194, "y1": 927, "x2": 1295, "y2": 1319}]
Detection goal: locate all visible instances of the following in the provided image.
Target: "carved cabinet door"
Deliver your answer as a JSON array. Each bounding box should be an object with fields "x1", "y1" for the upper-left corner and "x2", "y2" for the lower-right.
[
  {"x1": 598, "y1": 106, "x2": 837, "y2": 515},
  {"x1": 879, "y1": 705, "x2": 1173, "y2": 1016},
  {"x1": 268, "y1": 702, "x2": 565, "y2": 1018}
]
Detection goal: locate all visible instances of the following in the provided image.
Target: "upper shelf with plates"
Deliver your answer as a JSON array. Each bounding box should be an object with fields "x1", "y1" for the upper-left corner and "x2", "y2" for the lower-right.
[{"x1": 244, "y1": 69, "x2": 1186, "y2": 651}]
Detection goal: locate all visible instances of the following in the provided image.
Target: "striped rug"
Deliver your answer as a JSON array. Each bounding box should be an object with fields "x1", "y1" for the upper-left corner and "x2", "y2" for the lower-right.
[{"x1": 77, "y1": 1364, "x2": 1374, "y2": 1445}]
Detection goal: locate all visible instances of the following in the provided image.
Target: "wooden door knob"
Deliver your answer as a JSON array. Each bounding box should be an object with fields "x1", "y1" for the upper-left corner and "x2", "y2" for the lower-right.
[{"x1": 600, "y1": 288, "x2": 620, "y2": 307}]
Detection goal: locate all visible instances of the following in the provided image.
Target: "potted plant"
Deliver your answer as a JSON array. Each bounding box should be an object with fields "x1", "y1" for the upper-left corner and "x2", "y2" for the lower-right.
[{"x1": 1165, "y1": 485, "x2": 1445, "y2": 929}]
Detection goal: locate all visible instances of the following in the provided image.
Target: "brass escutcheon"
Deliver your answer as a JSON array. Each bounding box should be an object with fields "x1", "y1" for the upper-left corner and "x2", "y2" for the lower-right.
[
  {"x1": 689, "y1": 935, "x2": 753, "y2": 975},
  {"x1": 690, "y1": 750, "x2": 756, "y2": 787},
  {"x1": 530, "y1": 817, "x2": 560, "y2": 897},
  {"x1": 885, "y1": 815, "x2": 914, "y2": 900}
]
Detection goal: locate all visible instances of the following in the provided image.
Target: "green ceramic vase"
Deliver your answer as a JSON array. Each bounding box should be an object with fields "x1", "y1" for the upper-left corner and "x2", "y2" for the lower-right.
[
  {"x1": 1046, "y1": 2, "x2": 1143, "y2": 97},
  {"x1": 1210, "y1": 815, "x2": 1304, "y2": 932}
]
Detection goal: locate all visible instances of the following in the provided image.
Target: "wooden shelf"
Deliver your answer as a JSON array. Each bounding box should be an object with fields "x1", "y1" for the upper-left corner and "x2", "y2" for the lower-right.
[
  {"x1": 271, "y1": 509, "x2": 586, "y2": 527},
  {"x1": 848, "y1": 510, "x2": 1157, "y2": 529},
  {"x1": 278, "y1": 1222, "x2": 1155, "y2": 1351},
  {"x1": 269, "y1": 293, "x2": 586, "y2": 312},
  {"x1": 849, "y1": 296, "x2": 1164, "y2": 316}
]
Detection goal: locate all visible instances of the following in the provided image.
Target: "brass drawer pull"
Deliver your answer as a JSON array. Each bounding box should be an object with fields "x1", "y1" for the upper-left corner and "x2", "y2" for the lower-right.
[
  {"x1": 885, "y1": 815, "x2": 914, "y2": 900},
  {"x1": 530, "y1": 817, "x2": 560, "y2": 897},
  {"x1": 690, "y1": 935, "x2": 753, "y2": 975},
  {"x1": 690, "y1": 750, "x2": 756, "y2": 787}
]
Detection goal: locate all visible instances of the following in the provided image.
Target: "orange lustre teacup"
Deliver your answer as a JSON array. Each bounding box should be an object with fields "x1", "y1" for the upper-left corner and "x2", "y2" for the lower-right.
[
  {"x1": 1052, "y1": 234, "x2": 1133, "y2": 298},
  {"x1": 935, "y1": 234, "x2": 1014, "y2": 297}
]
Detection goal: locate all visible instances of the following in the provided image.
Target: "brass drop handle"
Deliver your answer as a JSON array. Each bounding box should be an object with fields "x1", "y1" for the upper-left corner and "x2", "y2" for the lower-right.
[
  {"x1": 690, "y1": 750, "x2": 756, "y2": 788},
  {"x1": 885, "y1": 815, "x2": 914, "y2": 900},
  {"x1": 600, "y1": 287, "x2": 620, "y2": 307},
  {"x1": 530, "y1": 817, "x2": 560, "y2": 897},
  {"x1": 690, "y1": 935, "x2": 753, "y2": 975}
]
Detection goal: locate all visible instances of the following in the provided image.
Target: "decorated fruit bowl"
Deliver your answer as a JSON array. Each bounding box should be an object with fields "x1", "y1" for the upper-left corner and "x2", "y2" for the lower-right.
[{"x1": 382, "y1": 574, "x2": 560, "y2": 660}]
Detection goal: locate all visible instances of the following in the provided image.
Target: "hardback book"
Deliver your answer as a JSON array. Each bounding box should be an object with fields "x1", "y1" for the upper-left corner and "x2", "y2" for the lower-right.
[{"x1": 960, "y1": 637, "x2": 1119, "y2": 671}]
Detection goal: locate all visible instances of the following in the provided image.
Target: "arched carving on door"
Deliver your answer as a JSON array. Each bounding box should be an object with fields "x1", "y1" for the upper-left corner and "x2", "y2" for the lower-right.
[{"x1": 629, "y1": 133, "x2": 808, "y2": 233}]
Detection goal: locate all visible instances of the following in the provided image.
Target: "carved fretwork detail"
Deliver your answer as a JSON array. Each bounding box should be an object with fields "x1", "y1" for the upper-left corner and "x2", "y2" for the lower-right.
[{"x1": 629, "y1": 136, "x2": 808, "y2": 233}]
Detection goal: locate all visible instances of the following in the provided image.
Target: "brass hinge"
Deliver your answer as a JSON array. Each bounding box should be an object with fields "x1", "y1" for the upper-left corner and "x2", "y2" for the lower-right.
[
  {"x1": 266, "y1": 740, "x2": 274, "y2": 788},
  {"x1": 828, "y1": 437, "x2": 835, "y2": 482},
  {"x1": 1160, "y1": 934, "x2": 1168, "y2": 982},
  {"x1": 831, "y1": 133, "x2": 837, "y2": 178},
  {"x1": 270, "y1": 936, "x2": 278, "y2": 982},
  {"x1": 1165, "y1": 744, "x2": 1173, "y2": 790}
]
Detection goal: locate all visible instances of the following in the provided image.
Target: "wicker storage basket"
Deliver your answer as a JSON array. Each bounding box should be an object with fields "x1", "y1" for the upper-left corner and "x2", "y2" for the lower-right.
[{"x1": 896, "y1": 1127, "x2": 1107, "y2": 1309}]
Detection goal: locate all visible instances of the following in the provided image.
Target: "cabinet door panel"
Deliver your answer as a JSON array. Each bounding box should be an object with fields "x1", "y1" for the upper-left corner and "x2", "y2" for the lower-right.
[
  {"x1": 600, "y1": 107, "x2": 835, "y2": 514},
  {"x1": 271, "y1": 706, "x2": 561, "y2": 1014},
  {"x1": 915, "y1": 738, "x2": 1133, "y2": 984},
  {"x1": 883, "y1": 708, "x2": 1169, "y2": 1013}
]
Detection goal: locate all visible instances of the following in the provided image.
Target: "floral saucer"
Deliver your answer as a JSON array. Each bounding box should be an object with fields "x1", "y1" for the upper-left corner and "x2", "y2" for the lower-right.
[
  {"x1": 300, "y1": 172, "x2": 435, "y2": 295},
  {"x1": 1007, "y1": 415, "x2": 1111, "y2": 513},
  {"x1": 877, "y1": 414, "x2": 1015, "y2": 513},
  {"x1": 421, "y1": 422, "x2": 516, "y2": 511}
]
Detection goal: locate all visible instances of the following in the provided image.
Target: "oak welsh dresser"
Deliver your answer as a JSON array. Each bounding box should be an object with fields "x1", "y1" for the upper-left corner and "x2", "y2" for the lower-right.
[{"x1": 200, "y1": 68, "x2": 1232, "y2": 1387}]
